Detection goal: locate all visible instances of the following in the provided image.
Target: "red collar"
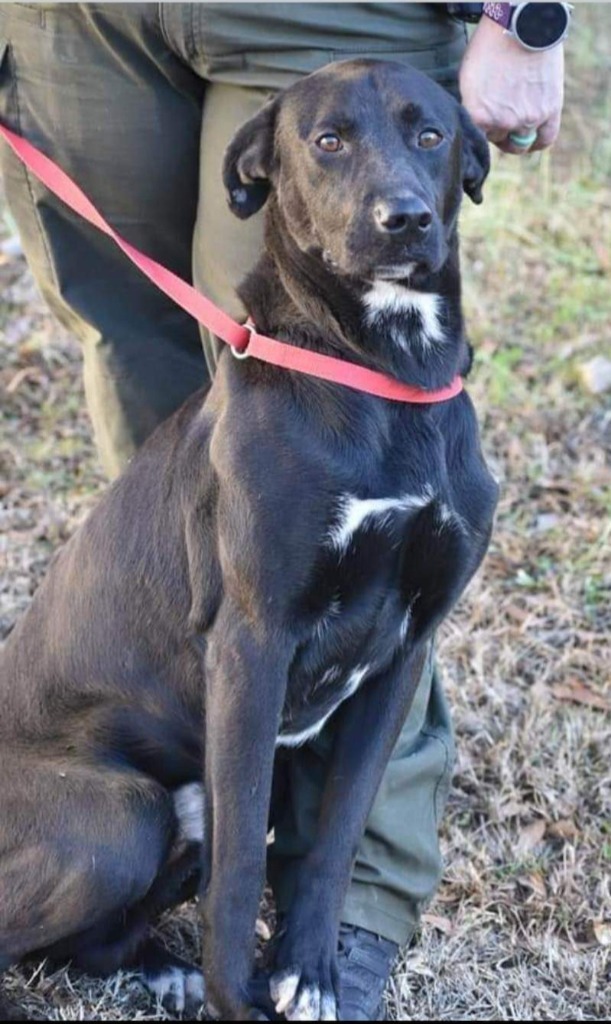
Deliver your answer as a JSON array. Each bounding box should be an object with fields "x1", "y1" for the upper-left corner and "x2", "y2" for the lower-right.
[
  {"x1": 235, "y1": 321, "x2": 463, "y2": 403},
  {"x1": 0, "y1": 123, "x2": 462, "y2": 405}
]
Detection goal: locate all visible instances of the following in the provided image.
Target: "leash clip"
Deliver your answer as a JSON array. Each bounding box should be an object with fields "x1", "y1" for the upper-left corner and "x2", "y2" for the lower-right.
[{"x1": 231, "y1": 320, "x2": 255, "y2": 361}]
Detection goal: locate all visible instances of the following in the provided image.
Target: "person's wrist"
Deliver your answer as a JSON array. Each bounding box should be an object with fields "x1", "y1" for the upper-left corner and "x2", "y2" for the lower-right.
[{"x1": 469, "y1": 13, "x2": 530, "y2": 56}]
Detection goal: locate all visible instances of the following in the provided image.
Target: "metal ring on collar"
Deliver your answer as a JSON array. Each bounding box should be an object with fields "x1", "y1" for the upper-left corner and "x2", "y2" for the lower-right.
[{"x1": 231, "y1": 320, "x2": 255, "y2": 360}]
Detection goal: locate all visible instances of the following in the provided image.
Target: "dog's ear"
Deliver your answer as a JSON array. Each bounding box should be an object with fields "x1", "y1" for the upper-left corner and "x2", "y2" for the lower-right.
[
  {"x1": 223, "y1": 98, "x2": 279, "y2": 219},
  {"x1": 459, "y1": 107, "x2": 490, "y2": 205}
]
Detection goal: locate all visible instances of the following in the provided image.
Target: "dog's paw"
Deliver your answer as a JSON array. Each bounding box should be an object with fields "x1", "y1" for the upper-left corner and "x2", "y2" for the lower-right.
[
  {"x1": 143, "y1": 961, "x2": 205, "y2": 1017},
  {"x1": 270, "y1": 966, "x2": 337, "y2": 1021}
]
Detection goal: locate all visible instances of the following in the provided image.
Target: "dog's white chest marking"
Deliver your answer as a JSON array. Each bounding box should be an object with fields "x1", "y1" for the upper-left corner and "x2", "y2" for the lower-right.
[
  {"x1": 276, "y1": 491, "x2": 466, "y2": 750},
  {"x1": 363, "y1": 282, "x2": 445, "y2": 350},
  {"x1": 277, "y1": 664, "x2": 370, "y2": 749},
  {"x1": 173, "y1": 782, "x2": 205, "y2": 843},
  {"x1": 328, "y1": 489, "x2": 434, "y2": 553}
]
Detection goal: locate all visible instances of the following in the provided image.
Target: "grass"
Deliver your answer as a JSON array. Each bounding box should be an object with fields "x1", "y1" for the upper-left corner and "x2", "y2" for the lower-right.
[{"x1": 1, "y1": 7, "x2": 610, "y2": 1021}]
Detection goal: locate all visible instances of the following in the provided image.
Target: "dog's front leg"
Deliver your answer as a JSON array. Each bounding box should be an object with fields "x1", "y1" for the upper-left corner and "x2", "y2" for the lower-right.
[
  {"x1": 202, "y1": 610, "x2": 290, "y2": 1021},
  {"x1": 269, "y1": 644, "x2": 430, "y2": 1022}
]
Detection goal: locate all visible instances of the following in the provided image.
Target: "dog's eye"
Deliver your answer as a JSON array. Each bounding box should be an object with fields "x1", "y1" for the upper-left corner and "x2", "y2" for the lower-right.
[
  {"x1": 418, "y1": 130, "x2": 444, "y2": 150},
  {"x1": 316, "y1": 134, "x2": 343, "y2": 153}
]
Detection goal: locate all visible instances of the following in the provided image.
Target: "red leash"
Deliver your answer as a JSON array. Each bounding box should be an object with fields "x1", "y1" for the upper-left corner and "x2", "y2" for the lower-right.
[{"x1": 0, "y1": 124, "x2": 463, "y2": 405}]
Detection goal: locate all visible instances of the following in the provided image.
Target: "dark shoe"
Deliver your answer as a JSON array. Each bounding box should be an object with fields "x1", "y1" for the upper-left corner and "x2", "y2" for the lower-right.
[{"x1": 336, "y1": 923, "x2": 398, "y2": 1021}]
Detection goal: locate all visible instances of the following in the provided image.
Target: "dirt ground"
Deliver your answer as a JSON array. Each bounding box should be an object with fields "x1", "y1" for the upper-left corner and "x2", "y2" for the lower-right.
[{"x1": 1, "y1": 8, "x2": 610, "y2": 1022}]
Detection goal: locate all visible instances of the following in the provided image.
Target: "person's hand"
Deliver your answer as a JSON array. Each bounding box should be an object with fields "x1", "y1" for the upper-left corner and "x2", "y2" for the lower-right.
[{"x1": 459, "y1": 14, "x2": 564, "y2": 155}]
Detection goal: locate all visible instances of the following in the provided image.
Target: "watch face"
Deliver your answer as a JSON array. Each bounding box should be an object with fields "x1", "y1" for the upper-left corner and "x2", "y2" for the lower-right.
[{"x1": 515, "y1": 3, "x2": 569, "y2": 49}]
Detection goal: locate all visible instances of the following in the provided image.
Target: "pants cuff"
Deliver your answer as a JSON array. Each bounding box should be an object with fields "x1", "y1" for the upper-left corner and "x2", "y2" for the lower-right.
[{"x1": 341, "y1": 888, "x2": 419, "y2": 947}]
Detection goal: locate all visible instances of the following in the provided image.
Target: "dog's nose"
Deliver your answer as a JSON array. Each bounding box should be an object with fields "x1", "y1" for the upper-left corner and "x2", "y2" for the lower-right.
[{"x1": 374, "y1": 196, "x2": 433, "y2": 236}]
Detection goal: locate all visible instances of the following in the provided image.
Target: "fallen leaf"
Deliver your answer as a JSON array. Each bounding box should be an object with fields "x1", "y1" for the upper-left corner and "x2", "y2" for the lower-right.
[
  {"x1": 548, "y1": 819, "x2": 578, "y2": 840},
  {"x1": 403, "y1": 951, "x2": 436, "y2": 978},
  {"x1": 534, "y1": 513, "x2": 559, "y2": 533},
  {"x1": 505, "y1": 603, "x2": 529, "y2": 625},
  {"x1": 517, "y1": 820, "x2": 547, "y2": 855},
  {"x1": 422, "y1": 913, "x2": 454, "y2": 936},
  {"x1": 497, "y1": 799, "x2": 530, "y2": 822},
  {"x1": 577, "y1": 355, "x2": 611, "y2": 395},
  {"x1": 531, "y1": 480, "x2": 573, "y2": 495},
  {"x1": 593, "y1": 920, "x2": 611, "y2": 947},
  {"x1": 551, "y1": 681, "x2": 610, "y2": 713},
  {"x1": 517, "y1": 872, "x2": 547, "y2": 899}
]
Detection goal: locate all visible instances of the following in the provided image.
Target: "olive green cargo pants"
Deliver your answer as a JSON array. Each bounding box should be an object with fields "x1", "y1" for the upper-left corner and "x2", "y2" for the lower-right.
[{"x1": 0, "y1": 3, "x2": 466, "y2": 946}]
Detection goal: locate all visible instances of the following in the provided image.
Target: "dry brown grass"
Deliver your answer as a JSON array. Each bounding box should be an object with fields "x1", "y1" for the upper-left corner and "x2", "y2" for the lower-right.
[{"x1": 1, "y1": 7, "x2": 610, "y2": 1021}]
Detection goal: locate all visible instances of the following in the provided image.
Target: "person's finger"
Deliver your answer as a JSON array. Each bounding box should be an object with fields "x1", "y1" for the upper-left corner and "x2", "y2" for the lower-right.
[
  {"x1": 502, "y1": 135, "x2": 538, "y2": 155},
  {"x1": 485, "y1": 126, "x2": 511, "y2": 145},
  {"x1": 488, "y1": 130, "x2": 535, "y2": 155},
  {"x1": 482, "y1": 123, "x2": 537, "y2": 151},
  {"x1": 530, "y1": 113, "x2": 562, "y2": 152},
  {"x1": 494, "y1": 139, "x2": 531, "y2": 155}
]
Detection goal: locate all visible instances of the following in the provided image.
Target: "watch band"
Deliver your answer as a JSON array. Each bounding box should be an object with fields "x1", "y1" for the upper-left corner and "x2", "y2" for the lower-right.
[{"x1": 482, "y1": 3, "x2": 514, "y2": 29}]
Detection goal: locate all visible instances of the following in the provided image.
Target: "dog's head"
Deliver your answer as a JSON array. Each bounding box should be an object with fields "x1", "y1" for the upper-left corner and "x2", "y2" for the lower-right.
[{"x1": 223, "y1": 60, "x2": 489, "y2": 284}]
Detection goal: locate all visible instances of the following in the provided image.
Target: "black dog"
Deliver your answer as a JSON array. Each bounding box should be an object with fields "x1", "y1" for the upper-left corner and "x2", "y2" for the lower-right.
[{"x1": 0, "y1": 60, "x2": 498, "y2": 1021}]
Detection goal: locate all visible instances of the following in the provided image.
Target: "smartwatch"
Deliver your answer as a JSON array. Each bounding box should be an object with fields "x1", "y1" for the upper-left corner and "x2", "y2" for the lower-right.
[{"x1": 482, "y1": 3, "x2": 572, "y2": 51}]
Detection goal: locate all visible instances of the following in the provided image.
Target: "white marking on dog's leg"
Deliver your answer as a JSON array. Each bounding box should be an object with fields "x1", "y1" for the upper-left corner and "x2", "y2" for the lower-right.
[
  {"x1": 321, "y1": 992, "x2": 338, "y2": 1020},
  {"x1": 287, "y1": 983, "x2": 321, "y2": 1021},
  {"x1": 145, "y1": 965, "x2": 204, "y2": 1014},
  {"x1": 271, "y1": 970, "x2": 301, "y2": 1015},
  {"x1": 185, "y1": 969, "x2": 206, "y2": 1006},
  {"x1": 146, "y1": 966, "x2": 183, "y2": 1009},
  {"x1": 173, "y1": 782, "x2": 205, "y2": 842}
]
